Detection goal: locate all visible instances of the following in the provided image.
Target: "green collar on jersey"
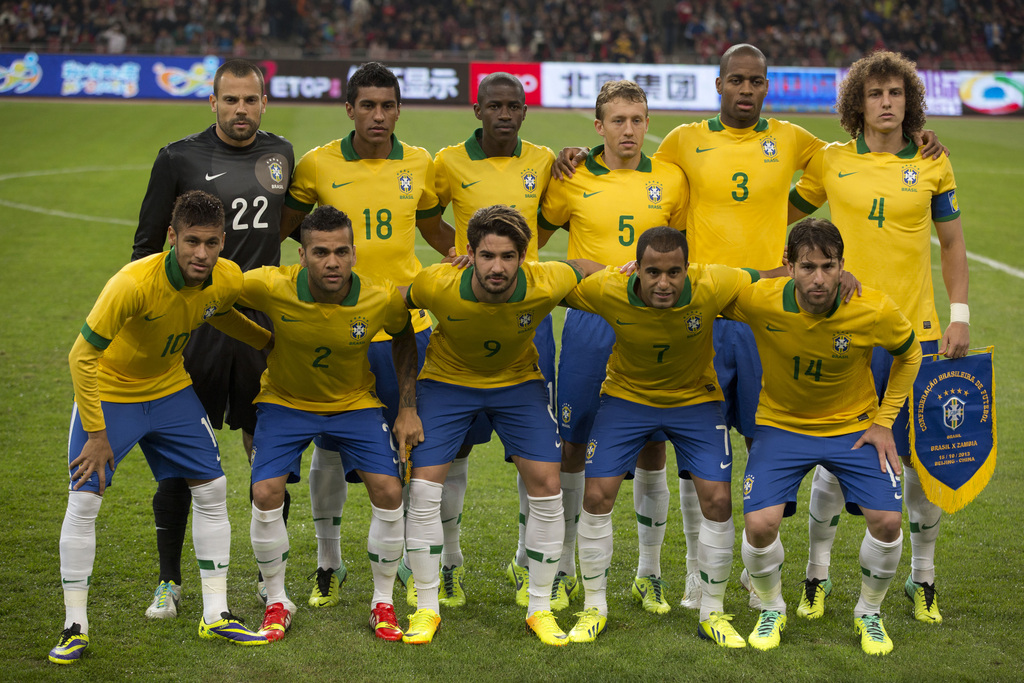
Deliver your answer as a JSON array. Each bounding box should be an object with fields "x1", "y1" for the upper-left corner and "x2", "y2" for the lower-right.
[
  {"x1": 707, "y1": 114, "x2": 769, "y2": 133},
  {"x1": 782, "y1": 279, "x2": 840, "y2": 317},
  {"x1": 584, "y1": 144, "x2": 652, "y2": 176},
  {"x1": 465, "y1": 129, "x2": 523, "y2": 159},
  {"x1": 165, "y1": 248, "x2": 212, "y2": 290},
  {"x1": 298, "y1": 267, "x2": 361, "y2": 305},
  {"x1": 459, "y1": 266, "x2": 527, "y2": 303},
  {"x1": 856, "y1": 133, "x2": 917, "y2": 158},
  {"x1": 340, "y1": 132, "x2": 404, "y2": 160},
  {"x1": 626, "y1": 271, "x2": 691, "y2": 308}
]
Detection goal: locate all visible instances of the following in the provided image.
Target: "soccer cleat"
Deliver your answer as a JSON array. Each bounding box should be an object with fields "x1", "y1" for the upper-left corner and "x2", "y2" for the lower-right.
[
  {"x1": 697, "y1": 611, "x2": 747, "y2": 648},
  {"x1": 369, "y1": 602, "x2": 404, "y2": 641},
  {"x1": 48, "y1": 623, "x2": 89, "y2": 664},
  {"x1": 145, "y1": 580, "x2": 182, "y2": 619},
  {"x1": 199, "y1": 612, "x2": 269, "y2": 646},
  {"x1": 402, "y1": 608, "x2": 441, "y2": 644},
  {"x1": 550, "y1": 572, "x2": 580, "y2": 611},
  {"x1": 567, "y1": 607, "x2": 607, "y2": 643},
  {"x1": 631, "y1": 575, "x2": 670, "y2": 614},
  {"x1": 506, "y1": 559, "x2": 530, "y2": 607},
  {"x1": 308, "y1": 565, "x2": 347, "y2": 608},
  {"x1": 397, "y1": 559, "x2": 417, "y2": 608},
  {"x1": 526, "y1": 610, "x2": 569, "y2": 646},
  {"x1": 796, "y1": 577, "x2": 833, "y2": 620},
  {"x1": 905, "y1": 577, "x2": 942, "y2": 624},
  {"x1": 439, "y1": 565, "x2": 467, "y2": 608},
  {"x1": 257, "y1": 577, "x2": 267, "y2": 606},
  {"x1": 679, "y1": 571, "x2": 702, "y2": 609},
  {"x1": 739, "y1": 569, "x2": 763, "y2": 610},
  {"x1": 258, "y1": 601, "x2": 294, "y2": 642},
  {"x1": 854, "y1": 614, "x2": 894, "y2": 655},
  {"x1": 747, "y1": 610, "x2": 787, "y2": 651}
]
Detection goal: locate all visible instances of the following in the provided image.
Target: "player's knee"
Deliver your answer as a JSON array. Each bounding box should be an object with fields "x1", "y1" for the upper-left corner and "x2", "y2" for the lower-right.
[
  {"x1": 582, "y1": 486, "x2": 616, "y2": 515},
  {"x1": 868, "y1": 511, "x2": 903, "y2": 544},
  {"x1": 251, "y1": 479, "x2": 286, "y2": 511},
  {"x1": 743, "y1": 515, "x2": 779, "y2": 548}
]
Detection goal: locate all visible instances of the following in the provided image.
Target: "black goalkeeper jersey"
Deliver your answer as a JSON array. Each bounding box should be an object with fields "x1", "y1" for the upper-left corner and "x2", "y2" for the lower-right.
[{"x1": 133, "y1": 124, "x2": 294, "y2": 271}]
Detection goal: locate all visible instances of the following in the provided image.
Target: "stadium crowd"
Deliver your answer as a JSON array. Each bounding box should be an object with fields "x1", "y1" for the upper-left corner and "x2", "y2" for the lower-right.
[{"x1": 1, "y1": 0, "x2": 1020, "y2": 69}]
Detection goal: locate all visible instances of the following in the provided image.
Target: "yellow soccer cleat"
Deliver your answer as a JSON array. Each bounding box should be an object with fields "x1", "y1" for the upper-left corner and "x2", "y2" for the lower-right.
[
  {"x1": 308, "y1": 565, "x2": 347, "y2": 608},
  {"x1": 567, "y1": 607, "x2": 607, "y2": 643},
  {"x1": 526, "y1": 610, "x2": 569, "y2": 646},
  {"x1": 439, "y1": 565, "x2": 466, "y2": 608},
  {"x1": 697, "y1": 611, "x2": 747, "y2": 648},
  {"x1": 48, "y1": 624, "x2": 89, "y2": 664},
  {"x1": 402, "y1": 608, "x2": 440, "y2": 644},
  {"x1": 550, "y1": 571, "x2": 580, "y2": 611},
  {"x1": 854, "y1": 614, "x2": 894, "y2": 656},
  {"x1": 506, "y1": 559, "x2": 530, "y2": 608},
  {"x1": 747, "y1": 610, "x2": 786, "y2": 651},
  {"x1": 905, "y1": 577, "x2": 942, "y2": 624},
  {"x1": 631, "y1": 575, "x2": 670, "y2": 615},
  {"x1": 795, "y1": 577, "x2": 832, "y2": 619},
  {"x1": 397, "y1": 559, "x2": 418, "y2": 608},
  {"x1": 198, "y1": 612, "x2": 269, "y2": 646}
]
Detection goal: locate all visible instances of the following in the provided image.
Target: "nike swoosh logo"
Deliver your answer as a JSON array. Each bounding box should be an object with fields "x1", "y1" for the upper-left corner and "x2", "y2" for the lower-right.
[
  {"x1": 545, "y1": 557, "x2": 560, "y2": 563},
  {"x1": 920, "y1": 521, "x2": 938, "y2": 530},
  {"x1": 895, "y1": 492, "x2": 903, "y2": 500},
  {"x1": 205, "y1": 172, "x2": 226, "y2": 181},
  {"x1": 583, "y1": 573, "x2": 605, "y2": 581},
  {"x1": 281, "y1": 315, "x2": 301, "y2": 322},
  {"x1": 709, "y1": 577, "x2": 728, "y2": 584},
  {"x1": 838, "y1": 171, "x2": 858, "y2": 178},
  {"x1": 583, "y1": 191, "x2": 602, "y2": 198},
  {"x1": 808, "y1": 513, "x2": 830, "y2": 524},
  {"x1": 256, "y1": 558, "x2": 276, "y2": 564},
  {"x1": 312, "y1": 517, "x2": 330, "y2": 521},
  {"x1": 381, "y1": 557, "x2": 400, "y2": 563},
  {"x1": 446, "y1": 315, "x2": 468, "y2": 322},
  {"x1": 696, "y1": 147, "x2": 716, "y2": 153},
  {"x1": 615, "y1": 318, "x2": 636, "y2": 325},
  {"x1": 719, "y1": 461, "x2": 731, "y2": 469},
  {"x1": 144, "y1": 313, "x2": 165, "y2": 321},
  {"x1": 765, "y1": 324, "x2": 785, "y2": 332},
  {"x1": 61, "y1": 578, "x2": 84, "y2": 584},
  {"x1": 332, "y1": 181, "x2": 353, "y2": 188},
  {"x1": 217, "y1": 562, "x2": 229, "y2": 568},
  {"x1": 461, "y1": 181, "x2": 480, "y2": 188},
  {"x1": 513, "y1": 575, "x2": 525, "y2": 591},
  {"x1": 441, "y1": 517, "x2": 459, "y2": 524},
  {"x1": 654, "y1": 521, "x2": 667, "y2": 527}
]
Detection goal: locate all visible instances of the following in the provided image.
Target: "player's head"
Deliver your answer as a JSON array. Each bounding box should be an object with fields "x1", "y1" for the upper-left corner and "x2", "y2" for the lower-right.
[
  {"x1": 345, "y1": 62, "x2": 401, "y2": 148},
  {"x1": 837, "y1": 50, "x2": 926, "y2": 139},
  {"x1": 594, "y1": 80, "x2": 649, "y2": 168},
  {"x1": 635, "y1": 227, "x2": 688, "y2": 309},
  {"x1": 467, "y1": 205, "x2": 529, "y2": 300},
  {"x1": 475, "y1": 72, "x2": 527, "y2": 147},
  {"x1": 210, "y1": 59, "x2": 266, "y2": 146},
  {"x1": 786, "y1": 218, "x2": 845, "y2": 314},
  {"x1": 716, "y1": 43, "x2": 768, "y2": 128},
  {"x1": 299, "y1": 206, "x2": 357, "y2": 303},
  {"x1": 167, "y1": 190, "x2": 225, "y2": 287}
]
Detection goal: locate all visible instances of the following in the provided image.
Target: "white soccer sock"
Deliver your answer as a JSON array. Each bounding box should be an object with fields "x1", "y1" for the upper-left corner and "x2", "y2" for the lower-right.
[
  {"x1": 515, "y1": 473, "x2": 530, "y2": 567},
  {"x1": 557, "y1": 471, "x2": 583, "y2": 576},
  {"x1": 698, "y1": 517, "x2": 735, "y2": 619},
  {"x1": 191, "y1": 477, "x2": 231, "y2": 621},
  {"x1": 440, "y1": 457, "x2": 469, "y2": 569},
  {"x1": 679, "y1": 477, "x2": 701, "y2": 575},
  {"x1": 368, "y1": 503, "x2": 405, "y2": 606},
  {"x1": 855, "y1": 529, "x2": 903, "y2": 617},
  {"x1": 250, "y1": 503, "x2": 288, "y2": 609},
  {"x1": 905, "y1": 467, "x2": 941, "y2": 584},
  {"x1": 526, "y1": 492, "x2": 565, "y2": 615},
  {"x1": 309, "y1": 445, "x2": 346, "y2": 571},
  {"x1": 806, "y1": 466, "x2": 844, "y2": 581},
  {"x1": 59, "y1": 491, "x2": 102, "y2": 632},
  {"x1": 405, "y1": 479, "x2": 443, "y2": 613},
  {"x1": 741, "y1": 530, "x2": 786, "y2": 614},
  {"x1": 577, "y1": 510, "x2": 612, "y2": 615},
  {"x1": 634, "y1": 466, "x2": 669, "y2": 578}
]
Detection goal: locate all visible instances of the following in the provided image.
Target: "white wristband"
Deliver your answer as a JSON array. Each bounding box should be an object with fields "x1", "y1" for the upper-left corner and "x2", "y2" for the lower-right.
[{"x1": 950, "y1": 303, "x2": 970, "y2": 325}]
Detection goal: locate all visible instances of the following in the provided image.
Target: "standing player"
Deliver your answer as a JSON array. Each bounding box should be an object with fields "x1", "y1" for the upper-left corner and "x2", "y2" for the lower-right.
[
  {"x1": 50, "y1": 191, "x2": 273, "y2": 665},
  {"x1": 423, "y1": 72, "x2": 556, "y2": 608},
  {"x1": 241, "y1": 206, "x2": 421, "y2": 642},
  {"x1": 279, "y1": 61, "x2": 452, "y2": 607},
  {"x1": 132, "y1": 58, "x2": 299, "y2": 616},
  {"x1": 539, "y1": 80, "x2": 687, "y2": 615},
  {"x1": 788, "y1": 51, "x2": 968, "y2": 625},
  {"x1": 402, "y1": 205, "x2": 603, "y2": 646},
  {"x1": 726, "y1": 218, "x2": 922, "y2": 655}
]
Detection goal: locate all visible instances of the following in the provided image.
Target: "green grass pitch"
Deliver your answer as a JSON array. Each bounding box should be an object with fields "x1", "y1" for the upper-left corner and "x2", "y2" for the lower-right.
[{"x1": 0, "y1": 99, "x2": 1021, "y2": 681}]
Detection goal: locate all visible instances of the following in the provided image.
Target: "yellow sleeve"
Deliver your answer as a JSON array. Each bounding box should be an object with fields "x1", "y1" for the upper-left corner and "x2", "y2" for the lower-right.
[
  {"x1": 874, "y1": 297, "x2": 922, "y2": 427},
  {"x1": 207, "y1": 307, "x2": 272, "y2": 349},
  {"x1": 286, "y1": 146, "x2": 319, "y2": 211},
  {"x1": 790, "y1": 145, "x2": 827, "y2": 213},
  {"x1": 68, "y1": 333, "x2": 107, "y2": 432},
  {"x1": 562, "y1": 267, "x2": 608, "y2": 313},
  {"x1": 669, "y1": 168, "x2": 689, "y2": 231},
  {"x1": 794, "y1": 124, "x2": 827, "y2": 172},
  {"x1": 383, "y1": 282, "x2": 414, "y2": 336},
  {"x1": 433, "y1": 150, "x2": 453, "y2": 208},
  {"x1": 416, "y1": 155, "x2": 442, "y2": 216},
  {"x1": 538, "y1": 177, "x2": 570, "y2": 230},
  {"x1": 653, "y1": 125, "x2": 685, "y2": 168}
]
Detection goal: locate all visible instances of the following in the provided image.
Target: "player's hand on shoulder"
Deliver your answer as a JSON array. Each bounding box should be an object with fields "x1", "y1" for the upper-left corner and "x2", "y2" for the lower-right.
[
  {"x1": 442, "y1": 247, "x2": 471, "y2": 269},
  {"x1": 839, "y1": 270, "x2": 863, "y2": 303},
  {"x1": 552, "y1": 147, "x2": 588, "y2": 180},
  {"x1": 619, "y1": 260, "x2": 638, "y2": 275},
  {"x1": 915, "y1": 129, "x2": 949, "y2": 160}
]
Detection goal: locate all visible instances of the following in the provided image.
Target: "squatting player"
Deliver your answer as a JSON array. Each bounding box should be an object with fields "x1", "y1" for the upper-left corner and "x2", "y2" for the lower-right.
[
  {"x1": 50, "y1": 191, "x2": 273, "y2": 665},
  {"x1": 788, "y1": 50, "x2": 968, "y2": 625},
  {"x1": 727, "y1": 218, "x2": 922, "y2": 656},
  {"x1": 240, "y1": 206, "x2": 421, "y2": 643},
  {"x1": 401, "y1": 205, "x2": 602, "y2": 646}
]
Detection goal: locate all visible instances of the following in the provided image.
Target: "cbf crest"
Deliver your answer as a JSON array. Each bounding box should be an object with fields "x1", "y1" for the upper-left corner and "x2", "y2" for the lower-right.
[
  {"x1": 517, "y1": 311, "x2": 534, "y2": 329},
  {"x1": 832, "y1": 332, "x2": 851, "y2": 358},
  {"x1": 350, "y1": 316, "x2": 369, "y2": 340},
  {"x1": 943, "y1": 396, "x2": 965, "y2": 430},
  {"x1": 202, "y1": 301, "x2": 220, "y2": 320},
  {"x1": 586, "y1": 439, "x2": 597, "y2": 461},
  {"x1": 761, "y1": 135, "x2": 779, "y2": 161},
  {"x1": 743, "y1": 474, "x2": 755, "y2": 497},
  {"x1": 686, "y1": 312, "x2": 702, "y2": 334},
  {"x1": 646, "y1": 181, "x2": 663, "y2": 206},
  {"x1": 560, "y1": 403, "x2": 572, "y2": 426},
  {"x1": 521, "y1": 169, "x2": 538, "y2": 194},
  {"x1": 397, "y1": 170, "x2": 414, "y2": 198},
  {"x1": 902, "y1": 164, "x2": 919, "y2": 189}
]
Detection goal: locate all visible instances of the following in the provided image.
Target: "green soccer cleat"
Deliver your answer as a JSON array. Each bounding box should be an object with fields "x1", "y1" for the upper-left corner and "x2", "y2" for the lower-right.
[
  {"x1": 198, "y1": 612, "x2": 269, "y2": 646},
  {"x1": 567, "y1": 607, "x2": 607, "y2": 643},
  {"x1": 48, "y1": 623, "x2": 89, "y2": 665},
  {"x1": 526, "y1": 610, "x2": 569, "y2": 646},
  {"x1": 697, "y1": 611, "x2": 747, "y2": 648},
  {"x1": 397, "y1": 559, "x2": 418, "y2": 608},
  {"x1": 439, "y1": 565, "x2": 466, "y2": 608},
  {"x1": 308, "y1": 565, "x2": 347, "y2": 608},
  {"x1": 854, "y1": 614, "x2": 894, "y2": 655},
  {"x1": 145, "y1": 580, "x2": 182, "y2": 619},
  {"x1": 748, "y1": 610, "x2": 787, "y2": 651},
  {"x1": 550, "y1": 571, "x2": 580, "y2": 611},
  {"x1": 506, "y1": 559, "x2": 530, "y2": 608},
  {"x1": 631, "y1": 575, "x2": 670, "y2": 615},
  {"x1": 795, "y1": 577, "x2": 832, "y2": 619},
  {"x1": 905, "y1": 577, "x2": 942, "y2": 624},
  {"x1": 402, "y1": 608, "x2": 440, "y2": 644}
]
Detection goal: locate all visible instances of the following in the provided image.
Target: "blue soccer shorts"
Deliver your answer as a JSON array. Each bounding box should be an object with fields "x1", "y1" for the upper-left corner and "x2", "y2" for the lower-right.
[
  {"x1": 871, "y1": 339, "x2": 938, "y2": 458},
  {"x1": 712, "y1": 318, "x2": 761, "y2": 439}
]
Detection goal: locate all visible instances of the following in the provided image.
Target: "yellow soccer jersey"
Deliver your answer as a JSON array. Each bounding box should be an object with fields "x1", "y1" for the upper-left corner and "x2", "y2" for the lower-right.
[
  {"x1": 71, "y1": 251, "x2": 262, "y2": 431},
  {"x1": 238, "y1": 265, "x2": 411, "y2": 414},
  {"x1": 539, "y1": 146, "x2": 687, "y2": 265},
  {"x1": 286, "y1": 132, "x2": 442, "y2": 340},
  {"x1": 434, "y1": 130, "x2": 554, "y2": 262},
  {"x1": 655, "y1": 115, "x2": 824, "y2": 269},
  {"x1": 790, "y1": 136, "x2": 960, "y2": 342},
  {"x1": 565, "y1": 264, "x2": 757, "y2": 407},
  {"x1": 407, "y1": 261, "x2": 581, "y2": 388},
  {"x1": 724, "y1": 278, "x2": 922, "y2": 436}
]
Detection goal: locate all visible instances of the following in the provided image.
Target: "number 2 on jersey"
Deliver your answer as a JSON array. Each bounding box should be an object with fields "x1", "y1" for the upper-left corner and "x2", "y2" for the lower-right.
[{"x1": 230, "y1": 196, "x2": 270, "y2": 230}]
